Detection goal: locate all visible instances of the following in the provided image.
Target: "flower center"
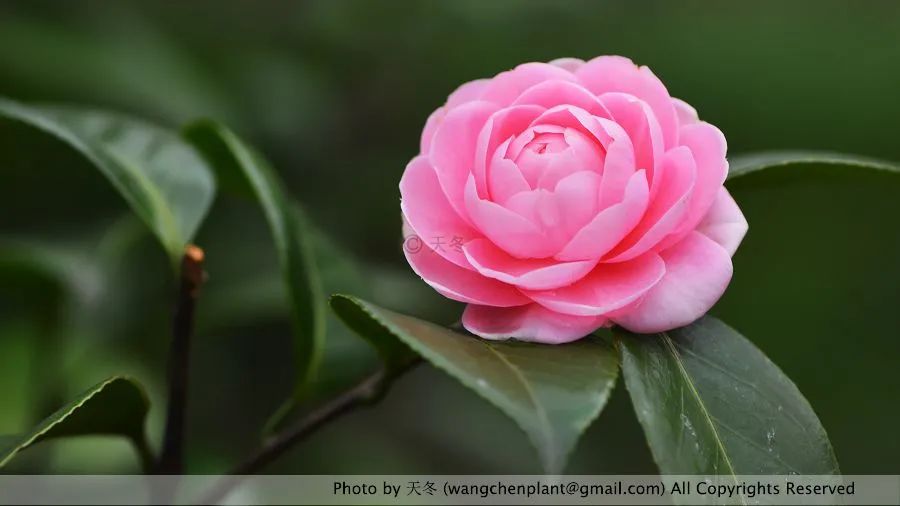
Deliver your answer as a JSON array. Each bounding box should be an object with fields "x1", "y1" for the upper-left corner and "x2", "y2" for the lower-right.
[{"x1": 507, "y1": 126, "x2": 604, "y2": 190}]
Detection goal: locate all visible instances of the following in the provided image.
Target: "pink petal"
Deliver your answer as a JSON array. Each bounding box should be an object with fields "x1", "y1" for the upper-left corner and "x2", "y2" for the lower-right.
[
  {"x1": 487, "y1": 138, "x2": 530, "y2": 204},
  {"x1": 575, "y1": 55, "x2": 678, "y2": 150},
  {"x1": 675, "y1": 121, "x2": 728, "y2": 228},
  {"x1": 446, "y1": 78, "x2": 490, "y2": 108},
  {"x1": 612, "y1": 231, "x2": 733, "y2": 333},
  {"x1": 463, "y1": 238, "x2": 598, "y2": 290},
  {"x1": 673, "y1": 97, "x2": 699, "y2": 127},
  {"x1": 656, "y1": 121, "x2": 729, "y2": 250},
  {"x1": 462, "y1": 303, "x2": 607, "y2": 344},
  {"x1": 534, "y1": 146, "x2": 584, "y2": 190},
  {"x1": 502, "y1": 188, "x2": 570, "y2": 252},
  {"x1": 530, "y1": 106, "x2": 637, "y2": 208},
  {"x1": 404, "y1": 233, "x2": 530, "y2": 307},
  {"x1": 512, "y1": 79, "x2": 612, "y2": 118},
  {"x1": 696, "y1": 187, "x2": 748, "y2": 256},
  {"x1": 525, "y1": 253, "x2": 666, "y2": 317},
  {"x1": 548, "y1": 57, "x2": 585, "y2": 73},
  {"x1": 604, "y1": 146, "x2": 697, "y2": 262},
  {"x1": 420, "y1": 107, "x2": 445, "y2": 154},
  {"x1": 552, "y1": 170, "x2": 602, "y2": 237},
  {"x1": 464, "y1": 175, "x2": 556, "y2": 258},
  {"x1": 480, "y1": 62, "x2": 578, "y2": 106},
  {"x1": 400, "y1": 156, "x2": 479, "y2": 269},
  {"x1": 556, "y1": 170, "x2": 649, "y2": 261},
  {"x1": 429, "y1": 100, "x2": 500, "y2": 219},
  {"x1": 599, "y1": 92, "x2": 665, "y2": 197},
  {"x1": 475, "y1": 105, "x2": 545, "y2": 195}
]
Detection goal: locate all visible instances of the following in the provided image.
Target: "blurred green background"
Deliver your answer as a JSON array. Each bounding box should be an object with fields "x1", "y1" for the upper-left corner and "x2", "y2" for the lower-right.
[{"x1": 1, "y1": 0, "x2": 898, "y2": 475}]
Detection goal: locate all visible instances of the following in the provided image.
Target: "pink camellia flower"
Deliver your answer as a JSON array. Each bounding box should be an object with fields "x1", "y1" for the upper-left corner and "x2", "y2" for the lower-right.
[{"x1": 400, "y1": 56, "x2": 748, "y2": 343}]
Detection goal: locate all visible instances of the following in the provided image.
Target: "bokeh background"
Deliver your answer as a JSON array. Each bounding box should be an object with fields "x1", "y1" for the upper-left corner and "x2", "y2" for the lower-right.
[{"x1": 1, "y1": 0, "x2": 898, "y2": 476}]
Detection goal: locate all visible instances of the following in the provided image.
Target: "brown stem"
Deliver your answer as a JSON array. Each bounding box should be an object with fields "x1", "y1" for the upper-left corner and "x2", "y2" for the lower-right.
[
  {"x1": 155, "y1": 245, "x2": 206, "y2": 474},
  {"x1": 197, "y1": 361, "x2": 419, "y2": 504}
]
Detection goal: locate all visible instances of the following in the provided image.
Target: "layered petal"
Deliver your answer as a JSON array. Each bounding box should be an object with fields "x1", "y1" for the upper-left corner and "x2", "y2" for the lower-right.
[
  {"x1": 605, "y1": 146, "x2": 697, "y2": 262},
  {"x1": 420, "y1": 79, "x2": 491, "y2": 154},
  {"x1": 446, "y1": 78, "x2": 490, "y2": 109},
  {"x1": 575, "y1": 55, "x2": 678, "y2": 149},
  {"x1": 696, "y1": 187, "x2": 748, "y2": 256},
  {"x1": 463, "y1": 238, "x2": 598, "y2": 290},
  {"x1": 599, "y1": 92, "x2": 665, "y2": 195},
  {"x1": 556, "y1": 170, "x2": 649, "y2": 261},
  {"x1": 404, "y1": 236, "x2": 530, "y2": 307},
  {"x1": 474, "y1": 105, "x2": 545, "y2": 195},
  {"x1": 486, "y1": 138, "x2": 530, "y2": 204},
  {"x1": 480, "y1": 62, "x2": 578, "y2": 106},
  {"x1": 548, "y1": 57, "x2": 585, "y2": 73},
  {"x1": 512, "y1": 79, "x2": 612, "y2": 118},
  {"x1": 462, "y1": 303, "x2": 606, "y2": 344},
  {"x1": 672, "y1": 97, "x2": 699, "y2": 127},
  {"x1": 526, "y1": 253, "x2": 666, "y2": 316},
  {"x1": 420, "y1": 107, "x2": 445, "y2": 154},
  {"x1": 464, "y1": 176, "x2": 558, "y2": 258},
  {"x1": 612, "y1": 232, "x2": 733, "y2": 333},
  {"x1": 530, "y1": 105, "x2": 637, "y2": 206},
  {"x1": 656, "y1": 121, "x2": 729, "y2": 250},
  {"x1": 429, "y1": 100, "x2": 500, "y2": 218},
  {"x1": 400, "y1": 156, "x2": 479, "y2": 268}
]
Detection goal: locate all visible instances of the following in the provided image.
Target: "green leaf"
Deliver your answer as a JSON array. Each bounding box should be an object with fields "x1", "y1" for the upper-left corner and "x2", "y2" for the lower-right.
[
  {"x1": 0, "y1": 376, "x2": 151, "y2": 469},
  {"x1": 329, "y1": 295, "x2": 419, "y2": 377},
  {"x1": 728, "y1": 150, "x2": 900, "y2": 182},
  {"x1": 183, "y1": 120, "x2": 325, "y2": 395},
  {"x1": 0, "y1": 98, "x2": 216, "y2": 264},
  {"x1": 330, "y1": 295, "x2": 619, "y2": 473},
  {"x1": 616, "y1": 316, "x2": 839, "y2": 477}
]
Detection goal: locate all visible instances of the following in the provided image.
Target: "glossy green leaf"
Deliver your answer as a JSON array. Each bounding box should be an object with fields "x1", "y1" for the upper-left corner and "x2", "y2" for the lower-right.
[
  {"x1": 0, "y1": 376, "x2": 152, "y2": 469},
  {"x1": 616, "y1": 316, "x2": 839, "y2": 477},
  {"x1": 183, "y1": 120, "x2": 325, "y2": 396},
  {"x1": 728, "y1": 150, "x2": 900, "y2": 182},
  {"x1": 329, "y1": 295, "x2": 418, "y2": 377},
  {"x1": 0, "y1": 98, "x2": 216, "y2": 264},
  {"x1": 330, "y1": 295, "x2": 619, "y2": 473}
]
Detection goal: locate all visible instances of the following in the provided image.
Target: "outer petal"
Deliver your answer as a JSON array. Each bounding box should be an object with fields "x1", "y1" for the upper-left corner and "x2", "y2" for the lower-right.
[
  {"x1": 656, "y1": 121, "x2": 729, "y2": 251},
  {"x1": 480, "y1": 62, "x2": 578, "y2": 106},
  {"x1": 612, "y1": 232, "x2": 733, "y2": 333},
  {"x1": 400, "y1": 156, "x2": 479, "y2": 268},
  {"x1": 463, "y1": 238, "x2": 598, "y2": 291},
  {"x1": 420, "y1": 107, "x2": 445, "y2": 154},
  {"x1": 430, "y1": 100, "x2": 501, "y2": 219},
  {"x1": 420, "y1": 79, "x2": 491, "y2": 154},
  {"x1": 512, "y1": 79, "x2": 612, "y2": 118},
  {"x1": 599, "y1": 92, "x2": 665, "y2": 197},
  {"x1": 673, "y1": 97, "x2": 699, "y2": 127},
  {"x1": 526, "y1": 253, "x2": 666, "y2": 316},
  {"x1": 696, "y1": 187, "x2": 748, "y2": 256},
  {"x1": 462, "y1": 303, "x2": 607, "y2": 344},
  {"x1": 548, "y1": 57, "x2": 585, "y2": 73},
  {"x1": 404, "y1": 236, "x2": 530, "y2": 307},
  {"x1": 604, "y1": 146, "x2": 697, "y2": 262},
  {"x1": 446, "y1": 78, "x2": 490, "y2": 108},
  {"x1": 575, "y1": 55, "x2": 678, "y2": 149}
]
